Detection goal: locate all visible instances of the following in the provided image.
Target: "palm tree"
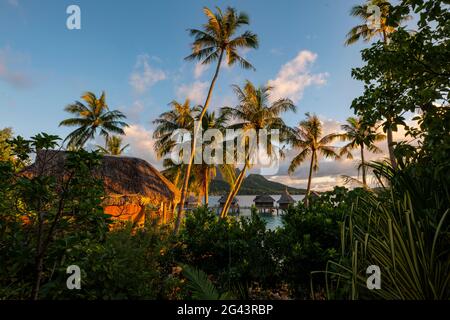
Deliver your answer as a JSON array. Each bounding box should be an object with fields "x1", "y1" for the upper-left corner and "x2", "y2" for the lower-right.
[
  {"x1": 153, "y1": 99, "x2": 194, "y2": 159},
  {"x1": 59, "y1": 91, "x2": 128, "y2": 149},
  {"x1": 220, "y1": 81, "x2": 295, "y2": 217},
  {"x1": 195, "y1": 109, "x2": 236, "y2": 206},
  {"x1": 345, "y1": 0, "x2": 408, "y2": 45},
  {"x1": 339, "y1": 117, "x2": 386, "y2": 187},
  {"x1": 153, "y1": 99, "x2": 194, "y2": 215},
  {"x1": 345, "y1": 0, "x2": 409, "y2": 169},
  {"x1": 175, "y1": 6, "x2": 259, "y2": 233},
  {"x1": 96, "y1": 135, "x2": 130, "y2": 155},
  {"x1": 288, "y1": 113, "x2": 340, "y2": 207},
  {"x1": 155, "y1": 104, "x2": 235, "y2": 208},
  {"x1": 162, "y1": 159, "x2": 201, "y2": 195}
]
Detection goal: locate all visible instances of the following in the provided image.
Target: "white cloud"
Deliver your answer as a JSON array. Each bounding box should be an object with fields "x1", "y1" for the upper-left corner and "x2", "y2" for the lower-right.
[
  {"x1": 122, "y1": 125, "x2": 162, "y2": 169},
  {"x1": 0, "y1": 46, "x2": 33, "y2": 89},
  {"x1": 129, "y1": 54, "x2": 166, "y2": 94},
  {"x1": 268, "y1": 50, "x2": 328, "y2": 103},
  {"x1": 88, "y1": 124, "x2": 161, "y2": 169},
  {"x1": 269, "y1": 175, "x2": 351, "y2": 192},
  {"x1": 176, "y1": 81, "x2": 208, "y2": 105},
  {"x1": 194, "y1": 62, "x2": 209, "y2": 79}
]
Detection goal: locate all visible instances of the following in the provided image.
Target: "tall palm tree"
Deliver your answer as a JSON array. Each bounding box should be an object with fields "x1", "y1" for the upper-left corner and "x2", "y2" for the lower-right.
[
  {"x1": 220, "y1": 81, "x2": 296, "y2": 217},
  {"x1": 345, "y1": 0, "x2": 409, "y2": 169},
  {"x1": 153, "y1": 99, "x2": 194, "y2": 159},
  {"x1": 288, "y1": 113, "x2": 340, "y2": 207},
  {"x1": 59, "y1": 91, "x2": 128, "y2": 149},
  {"x1": 339, "y1": 117, "x2": 386, "y2": 187},
  {"x1": 175, "y1": 6, "x2": 259, "y2": 233},
  {"x1": 96, "y1": 135, "x2": 130, "y2": 155},
  {"x1": 345, "y1": 0, "x2": 407, "y2": 45},
  {"x1": 162, "y1": 159, "x2": 201, "y2": 196},
  {"x1": 192, "y1": 106, "x2": 235, "y2": 206},
  {"x1": 194, "y1": 108, "x2": 236, "y2": 206},
  {"x1": 155, "y1": 104, "x2": 235, "y2": 208}
]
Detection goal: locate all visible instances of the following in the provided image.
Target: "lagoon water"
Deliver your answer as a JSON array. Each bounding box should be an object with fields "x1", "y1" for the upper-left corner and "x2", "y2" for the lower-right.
[{"x1": 208, "y1": 195, "x2": 304, "y2": 230}]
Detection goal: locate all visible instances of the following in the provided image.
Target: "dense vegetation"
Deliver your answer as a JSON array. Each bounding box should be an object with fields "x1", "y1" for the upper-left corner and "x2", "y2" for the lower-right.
[
  {"x1": 0, "y1": 138, "x2": 447, "y2": 299},
  {"x1": 0, "y1": 0, "x2": 449, "y2": 300}
]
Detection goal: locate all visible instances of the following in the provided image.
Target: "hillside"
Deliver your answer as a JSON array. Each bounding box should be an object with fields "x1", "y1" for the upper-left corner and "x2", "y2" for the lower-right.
[{"x1": 210, "y1": 173, "x2": 306, "y2": 195}]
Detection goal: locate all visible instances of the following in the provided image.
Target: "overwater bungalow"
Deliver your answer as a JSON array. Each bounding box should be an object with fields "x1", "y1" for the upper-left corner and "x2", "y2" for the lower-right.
[
  {"x1": 218, "y1": 194, "x2": 239, "y2": 214},
  {"x1": 253, "y1": 194, "x2": 275, "y2": 213},
  {"x1": 184, "y1": 194, "x2": 198, "y2": 210},
  {"x1": 22, "y1": 150, "x2": 180, "y2": 226},
  {"x1": 277, "y1": 189, "x2": 295, "y2": 210}
]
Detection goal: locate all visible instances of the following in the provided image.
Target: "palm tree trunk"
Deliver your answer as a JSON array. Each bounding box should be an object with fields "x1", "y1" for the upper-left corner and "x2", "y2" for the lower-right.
[
  {"x1": 386, "y1": 120, "x2": 397, "y2": 169},
  {"x1": 174, "y1": 49, "x2": 225, "y2": 234},
  {"x1": 382, "y1": 29, "x2": 387, "y2": 44},
  {"x1": 204, "y1": 167, "x2": 209, "y2": 207},
  {"x1": 305, "y1": 151, "x2": 315, "y2": 208},
  {"x1": 220, "y1": 163, "x2": 247, "y2": 218},
  {"x1": 381, "y1": 30, "x2": 397, "y2": 169},
  {"x1": 360, "y1": 144, "x2": 367, "y2": 187}
]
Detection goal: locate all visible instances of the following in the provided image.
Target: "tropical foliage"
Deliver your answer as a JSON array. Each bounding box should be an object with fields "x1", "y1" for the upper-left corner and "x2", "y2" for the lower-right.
[
  {"x1": 153, "y1": 101, "x2": 235, "y2": 205},
  {"x1": 325, "y1": 161, "x2": 449, "y2": 300},
  {"x1": 59, "y1": 91, "x2": 128, "y2": 149},
  {"x1": 345, "y1": 0, "x2": 409, "y2": 46},
  {"x1": 0, "y1": 128, "x2": 14, "y2": 162},
  {"x1": 96, "y1": 135, "x2": 129, "y2": 155},
  {"x1": 176, "y1": 6, "x2": 259, "y2": 234},
  {"x1": 346, "y1": 0, "x2": 410, "y2": 168},
  {"x1": 219, "y1": 81, "x2": 295, "y2": 216},
  {"x1": 288, "y1": 113, "x2": 340, "y2": 206},
  {"x1": 1, "y1": 1, "x2": 449, "y2": 301},
  {"x1": 339, "y1": 117, "x2": 385, "y2": 186},
  {"x1": 0, "y1": 134, "x2": 110, "y2": 299}
]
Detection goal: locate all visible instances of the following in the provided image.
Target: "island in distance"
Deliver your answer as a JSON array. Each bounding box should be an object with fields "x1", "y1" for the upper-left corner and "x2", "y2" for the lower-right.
[{"x1": 210, "y1": 173, "x2": 307, "y2": 196}]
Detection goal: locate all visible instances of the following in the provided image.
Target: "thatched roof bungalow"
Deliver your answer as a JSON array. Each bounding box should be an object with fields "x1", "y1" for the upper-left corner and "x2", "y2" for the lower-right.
[
  {"x1": 23, "y1": 150, "x2": 180, "y2": 226},
  {"x1": 277, "y1": 189, "x2": 295, "y2": 210},
  {"x1": 218, "y1": 194, "x2": 238, "y2": 206},
  {"x1": 218, "y1": 194, "x2": 239, "y2": 214},
  {"x1": 253, "y1": 194, "x2": 275, "y2": 212}
]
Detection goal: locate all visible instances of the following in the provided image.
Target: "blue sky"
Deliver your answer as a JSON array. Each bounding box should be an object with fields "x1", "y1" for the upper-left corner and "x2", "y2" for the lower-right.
[{"x1": 1, "y1": 0, "x2": 395, "y2": 190}]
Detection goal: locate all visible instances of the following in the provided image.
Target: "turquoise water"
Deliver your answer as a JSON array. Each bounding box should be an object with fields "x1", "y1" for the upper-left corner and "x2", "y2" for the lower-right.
[{"x1": 208, "y1": 195, "x2": 304, "y2": 230}]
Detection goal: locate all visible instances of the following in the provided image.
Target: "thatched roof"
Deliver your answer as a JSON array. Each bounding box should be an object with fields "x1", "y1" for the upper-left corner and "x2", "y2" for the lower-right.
[
  {"x1": 22, "y1": 150, "x2": 180, "y2": 206},
  {"x1": 253, "y1": 194, "x2": 275, "y2": 204},
  {"x1": 278, "y1": 189, "x2": 295, "y2": 204},
  {"x1": 218, "y1": 194, "x2": 238, "y2": 205}
]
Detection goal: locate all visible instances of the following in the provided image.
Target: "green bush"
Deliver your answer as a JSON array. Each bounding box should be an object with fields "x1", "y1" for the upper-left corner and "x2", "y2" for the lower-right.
[
  {"x1": 273, "y1": 187, "x2": 370, "y2": 298},
  {"x1": 0, "y1": 134, "x2": 180, "y2": 300},
  {"x1": 174, "y1": 207, "x2": 280, "y2": 298},
  {"x1": 39, "y1": 221, "x2": 179, "y2": 299},
  {"x1": 327, "y1": 162, "x2": 450, "y2": 300},
  {"x1": 0, "y1": 135, "x2": 111, "y2": 299}
]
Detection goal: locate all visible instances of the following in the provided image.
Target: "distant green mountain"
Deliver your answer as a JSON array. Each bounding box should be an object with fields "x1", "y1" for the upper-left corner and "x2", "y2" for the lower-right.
[{"x1": 210, "y1": 173, "x2": 306, "y2": 195}]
